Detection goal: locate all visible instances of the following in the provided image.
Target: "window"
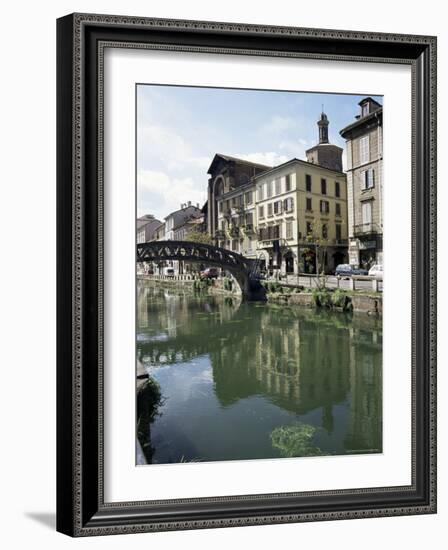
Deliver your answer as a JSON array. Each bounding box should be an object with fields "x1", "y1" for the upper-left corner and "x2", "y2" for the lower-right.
[
  {"x1": 336, "y1": 223, "x2": 342, "y2": 241},
  {"x1": 359, "y1": 135, "x2": 370, "y2": 164},
  {"x1": 362, "y1": 102, "x2": 369, "y2": 117},
  {"x1": 258, "y1": 205, "x2": 264, "y2": 218},
  {"x1": 321, "y1": 178, "x2": 327, "y2": 195},
  {"x1": 335, "y1": 203, "x2": 341, "y2": 217},
  {"x1": 266, "y1": 181, "x2": 273, "y2": 198},
  {"x1": 306, "y1": 174, "x2": 312, "y2": 192},
  {"x1": 219, "y1": 202, "x2": 223, "y2": 213},
  {"x1": 306, "y1": 221, "x2": 313, "y2": 236},
  {"x1": 283, "y1": 197, "x2": 294, "y2": 212},
  {"x1": 361, "y1": 168, "x2": 375, "y2": 190},
  {"x1": 267, "y1": 203, "x2": 273, "y2": 217},
  {"x1": 285, "y1": 221, "x2": 293, "y2": 239},
  {"x1": 335, "y1": 181, "x2": 340, "y2": 197},
  {"x1": 259, "y1": 226, "x2": 278, "y2": 241},
  {"x1": 285, "y1": 174, "x2": 292, "y2": 191},
  {"x1": 273, "y1": 200, "x2": 282, "y2": 215},
  {"x1": 221, "y1": 220, "x2": 226, "y2": 230},
  {"x1": 306, "y1": 197, "x2": 312, "y2": 211},
  {"x1": 231, "y1": 239, "x2": 238, "y2": 252},
  {"x1": 275, "y1": 179, "x2": 281, "y2": 195},
  {"x1": 257, "y1": 185, "x2": 264, "y2": 201},
  {"x1": 320, "y1": 200, "x2": 330, "y2": 214},
  {"x1": 362, "y1": 201, "x2": 372, "y2": 225},
  {"x1": 322, "y1": 224, "x2": 328, "y2": 240},
  {"x1": 245, "y1": 213, "x2": 253, "y2": 225},
  {"x1": 245, "y1": 191, "x2": 253, "y2": 205}
]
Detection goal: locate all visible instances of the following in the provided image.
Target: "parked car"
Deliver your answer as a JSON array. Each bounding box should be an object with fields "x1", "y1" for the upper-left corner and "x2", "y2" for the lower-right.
[
  {"x1": 162, "y1": 267, "x2": 175, "y2": 277},
  {"x1": 335, "y1": 264, "x2": 368, "y2": 277},
  {"x1": 368, "y1": 264, "x2": 383, "y2": 279},
  {"x1": 200, "y1": 267, "x2": 220, "y2": 279}
]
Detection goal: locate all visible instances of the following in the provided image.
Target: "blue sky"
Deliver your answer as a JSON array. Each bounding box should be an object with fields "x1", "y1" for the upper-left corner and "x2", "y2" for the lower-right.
[{"x1": 137, "y1": 85, "x2": 382, "y2": 221}]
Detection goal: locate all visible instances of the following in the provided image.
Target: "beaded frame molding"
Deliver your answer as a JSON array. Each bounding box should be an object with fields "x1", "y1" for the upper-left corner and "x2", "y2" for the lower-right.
[{"x1": 56, "y1": 13, "x2": 437, "y2": 537}]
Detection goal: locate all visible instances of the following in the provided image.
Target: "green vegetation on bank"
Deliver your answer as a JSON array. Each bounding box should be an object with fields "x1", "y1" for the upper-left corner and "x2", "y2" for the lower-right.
[
  {"x1": 262, "y1": 281, "x2": 381, "y2": 313},
  {"x1": 193, "y1": 276, "x2": 235, "y2": 293},
  {"x1": 137, "y1": 376, "x2": 164, "y2": 463},
  {"x1": 270, "y1": 423, "x2": 328, "y2": 458},
  {"x1": 263, "y1": 281, "x2": 304, "y2": 294}
]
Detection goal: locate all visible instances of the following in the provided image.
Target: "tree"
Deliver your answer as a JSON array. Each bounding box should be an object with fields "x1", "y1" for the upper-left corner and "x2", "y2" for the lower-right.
[
  {"x1": 184, "y1": 229, "x2": 213, "y2": 245},
  {"x1": 304, "y1": 219, "x2": 331, "y2": 289}
]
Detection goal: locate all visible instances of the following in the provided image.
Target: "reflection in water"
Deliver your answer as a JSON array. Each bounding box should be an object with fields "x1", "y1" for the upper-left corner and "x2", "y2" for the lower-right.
[{"x1": 136, "y1": 282, "x2": 382, "y2": 464}]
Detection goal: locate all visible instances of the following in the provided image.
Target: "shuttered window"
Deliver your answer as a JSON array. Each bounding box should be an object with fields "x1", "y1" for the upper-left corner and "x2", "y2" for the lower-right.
[
  {"x1": 283, "y1": 197, "x2": 294, "y2": 212},
  {"x1": 362, "y1": 201, "x2": 372, "y2": 224},
  {"x1": 361, "y1": 169, "x2": 375, "y2": 190},
  {"x1": 359, "y1": 135, "x2": 370, "y2": 164},
  {"x1": 259, "y1": 225, "x2": 280, "y2": 240},
  {"x1": 275, "y1": 179, "x2": 281, "y2": 195},
  {"x1": 306, "y1": 174, "x2": 312, "y2": 192}
]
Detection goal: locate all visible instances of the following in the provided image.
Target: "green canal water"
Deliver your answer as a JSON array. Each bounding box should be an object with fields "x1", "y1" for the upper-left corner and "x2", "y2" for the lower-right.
[{"x1": 137, "y1": 281, "x2": 382, "y2": 465}]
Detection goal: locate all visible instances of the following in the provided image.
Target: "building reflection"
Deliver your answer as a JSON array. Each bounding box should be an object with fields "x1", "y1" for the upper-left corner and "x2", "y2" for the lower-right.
[{"x1": 137, "y1": 283, "x2": 382, "y2": 458}]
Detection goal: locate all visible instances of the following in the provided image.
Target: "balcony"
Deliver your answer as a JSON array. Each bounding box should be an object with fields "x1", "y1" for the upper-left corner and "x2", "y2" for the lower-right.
[
  {"x1": 241, "y1": 223, "x2": 256, "y2": 235},
  {"x1": 228, "y1": 225, "x2": 240, "y2": 238},
  {"x1": 353, "y1": 223, "x2": 381, "y2": 237},
  {"x1": 214, "y1": 229, "x2": 225, "y2": 239}
]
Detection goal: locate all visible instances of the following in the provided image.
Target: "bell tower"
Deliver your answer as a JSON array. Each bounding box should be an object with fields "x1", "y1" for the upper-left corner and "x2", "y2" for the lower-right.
[
  {"x1": 305, "y1": 111, "x2": 343, "y2": 172},
  {"x1": 318, "y1": 111, "x2": 329, "y2": 144}
]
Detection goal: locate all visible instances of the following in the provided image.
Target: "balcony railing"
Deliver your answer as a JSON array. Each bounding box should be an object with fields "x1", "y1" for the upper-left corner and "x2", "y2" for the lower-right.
[
  {"x1": 333, "y1": 238, "x2": 348, "y2": 245},
  {"x1": 241, "y1": 223, "x2": 255, "y2": 235},
  {"x1": 231, "y1": 205, "x2": 243, "y2": 215},
  {"x1": 228, "y1": 225, "x2": 240, "y2": 238},
  {"x1": 353, "y1": 223, "x2": 381, "y2": 236}
]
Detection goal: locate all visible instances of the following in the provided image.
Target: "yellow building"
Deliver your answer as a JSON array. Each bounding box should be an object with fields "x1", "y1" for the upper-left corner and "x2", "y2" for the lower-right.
[
  {"x1": 215, "y1": 181, "x2": 257, "y2": 258},
  {"x1": 255, "y1": 158, "x2": 348, "y2": 275},
  {"x1": 207, "y1": 113, "x2": 348, "y2": 275}
]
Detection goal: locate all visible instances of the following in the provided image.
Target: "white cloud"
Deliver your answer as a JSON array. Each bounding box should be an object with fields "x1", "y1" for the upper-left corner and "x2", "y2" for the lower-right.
[
  {"x1": 260, "y1": 115, "x2": 295, "y2": 135},
  {"x1": 138, "y1": 125, "x2": 210, "y2": 173},
  {"x1": 137, "y1": 170, "x2": 206, "y2": 221},
  {"x1": 232, "y1": 151, "x2": 289, "y2": 167}
]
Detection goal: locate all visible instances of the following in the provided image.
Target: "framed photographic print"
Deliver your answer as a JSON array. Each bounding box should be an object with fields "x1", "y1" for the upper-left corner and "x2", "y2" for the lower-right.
[{"x1": 56, "y1": 13, "x2": 437, "y2": 536}]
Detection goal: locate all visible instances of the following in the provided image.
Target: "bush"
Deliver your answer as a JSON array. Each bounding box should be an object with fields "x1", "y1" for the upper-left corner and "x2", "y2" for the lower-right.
[
  {"x1": 331, "y1": 289, "x2": 353, "y2": 311},
  {"x1": 312, "y1": 288, "x2": 332, "y2": 308}
]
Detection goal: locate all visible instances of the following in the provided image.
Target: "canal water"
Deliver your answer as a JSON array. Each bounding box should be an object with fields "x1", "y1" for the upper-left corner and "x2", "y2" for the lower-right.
[{"x1": 137, "y1": 281, "x2": 382, "y2": 465}]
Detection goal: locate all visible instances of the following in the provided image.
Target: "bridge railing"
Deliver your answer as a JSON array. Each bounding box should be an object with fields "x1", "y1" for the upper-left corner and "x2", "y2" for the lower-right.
[{"x1": 138, "y1": 273, "x2": 200, "y2": 282}]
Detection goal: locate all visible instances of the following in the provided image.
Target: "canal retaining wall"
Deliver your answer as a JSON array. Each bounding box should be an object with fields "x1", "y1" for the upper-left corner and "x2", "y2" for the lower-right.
[
  {"x1": 267, "y1": 291, "x2": 382, "y2": 315},
  {"x1": 351, "y1": 294, "x2": 382, "y2": 315}
]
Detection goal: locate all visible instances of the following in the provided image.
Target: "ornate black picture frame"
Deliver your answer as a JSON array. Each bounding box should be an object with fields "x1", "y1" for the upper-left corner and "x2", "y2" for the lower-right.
[{"x1": 56, "y1": 13, "x2": 437, "y2": 536}]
